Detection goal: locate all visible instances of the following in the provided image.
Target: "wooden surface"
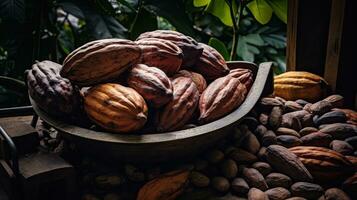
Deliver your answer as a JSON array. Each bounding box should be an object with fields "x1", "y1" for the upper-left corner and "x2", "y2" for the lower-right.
[
  {"x1": 286, "y1": 0, "x2": 298, "y2": 71},
  {"x1": 30, "y1": 61, "x2": 273, "y2": 163}
]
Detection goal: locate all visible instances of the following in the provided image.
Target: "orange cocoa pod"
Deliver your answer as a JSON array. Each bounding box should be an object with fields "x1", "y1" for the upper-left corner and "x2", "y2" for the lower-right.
[
  {"x1": 199, "y1": 76, "x2": 247, "y2": 124},
  {"x1": 135, "y1": 38, "x2": 183, "y2": 76},
  {"x1": 228, "y1": 68, "x2": 254, "y2": 90},
  {"x1": 173, "y1": 70, "x2": 207, "y2": 94}
]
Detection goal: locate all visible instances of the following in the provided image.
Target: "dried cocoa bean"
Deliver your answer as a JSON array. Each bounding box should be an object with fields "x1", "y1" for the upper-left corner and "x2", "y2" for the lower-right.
[
  {"x1": 265, "y1": 173, "x2": 292, "y2": 188},
  {"x1": 95, "y1": 174, "x2": 125, "y2": 189},
  {"x1": 231, "y1": 178, "x2": 249, "y2": 194},
  {"x1": 290, "y1": 182, "x2": 324, "y2": 199},
  {"x1": 242, "y1": 117, "x2": 260, "y2": 131},
  {"x1": 345, "y1": 136, "x2": 357, "y2": 148},
  {"x1": 242, "y1": 167, "x2": 268, "y2": 191},
  {"x1": 221, "y1": 159, "x2": 238, "y2": 179},
  {"x1": 296, "y1": 99, "x2": 310, "y2": 106},
  {"x1": 248, "y1": 188, "x2": 269, "y2": 200},
  {"x1": 275, "y1": 96, "x2": 287, "y2": 104},
  {"x1": 251, "y1": 162, "x2": 272, "y2": 176},
  {"x1": 285, "y1": 101, "x2": 303, "y2": 112},
  {"x1": 258, "y1": 147, "x2": 267, "y2": 160},
  {"x1": 286, "y1": 197, "x2": 307, "y2": 200},
  {"x1": 323, "y1": 94, "x2": 344, "y2": 108},
  {"x1": 307, "y1": 100, "x2": 333, "y2": 115},
  {"x1": 241, "y1": 132, "x2": 261, "y2": 154},
  {"x1": 190, "y1": 171, "x2": 210, "y2": 188},
  {"x1": 269, "y1": 106, "x2": 283, "y2": 130},
  {"x1": 282, "y1": 110, "x2": 313, "y2": 129},
  {"x1": 320, "y1": 123, "x2": 357, "y2": 140},
  {"x1": 265, "y1": 187, "x2": 291, "y2": 200},
  {"x1": 229, "y1": 148, "x2": 258, "y2": 164},
  {"x1": 315, "y1": 111, "x2": 347, "y2": 126},
  {"x1": 265, "y1": 145, "x2": 313, "y2": 182},
  {"x1": 259, "y1": 97, "x2": 283, "y2": 112},
  {"x1": 211, "y1": 176, "x2": 230, "y2": 193},
  {"x1": 301, "y1": 132, "x2": 332, "y2": 147},
  {"x1": 299, "y1": 127, "x2": 319, "y2": 136},
  {"x1": 330, "y1": 140, "x2": 354, "y2": 155},
  {"x1": 324, "y1": 188, "x2": 351, "y2": 200},
  {"x1": 277, "y1": 135, "x2": 302, "y2": 148},
  {"x1": 259, "y1": 113, "x2": 269, "y2": 125},
  {"x1": 255, "y1": 125, "x2": 277, "y2": 146},
  {"x1": 205, "y1": 149, "x2": 225, "y2": 164},
  {"x1": 276, "y1": 127, "x2": 300, "y2": 137},
  {"x1": 333, "y1": 108, "x2": 357, "y2": 125}
]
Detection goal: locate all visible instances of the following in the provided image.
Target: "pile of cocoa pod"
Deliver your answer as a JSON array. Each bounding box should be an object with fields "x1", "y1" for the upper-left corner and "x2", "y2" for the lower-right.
[
  {"x1": 25, "y1": 30, "x2": 253, "y2": 134},
  {"x1": 76, "y1": 94, "x2": 356, "y2": 200}
]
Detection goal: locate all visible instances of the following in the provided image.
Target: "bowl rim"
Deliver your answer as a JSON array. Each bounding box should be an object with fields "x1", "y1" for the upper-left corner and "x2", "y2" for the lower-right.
[{"x1": 31, "y1": 61, "x2": 272, "y2": 144}]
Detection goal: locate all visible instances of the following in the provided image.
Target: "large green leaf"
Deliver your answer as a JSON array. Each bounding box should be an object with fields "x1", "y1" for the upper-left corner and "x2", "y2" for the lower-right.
[
  {"x1": 266, "y1": 0, "x2": 287, "y2": 23},
  {"x1": 58, "y1": 1, "x2": 85, "y2": 19},
  {"x1": 244, "y1": 33, "x2": 265, "y2": 46},
  {"x1": 208, "y1": 37, "x2": 229, "y2": 60},
  {"x1": 205, "y1": 0, "x2": 236, "y2": 27},
  {"x1": 261, "y1": 33, "x2": 286, "y2": 49},
  {"x1": 237, "y1": 36, "x2": 254, "y2": 62},
  {"x1": 193, "y1": 0, "x2": 210, "y2": 7},
  {"x1": 130, "y1": 7, "x2": 157, "y2": 40},
  {"x1": 247, "y1": 0, "x2": 273, "y2": 25}
]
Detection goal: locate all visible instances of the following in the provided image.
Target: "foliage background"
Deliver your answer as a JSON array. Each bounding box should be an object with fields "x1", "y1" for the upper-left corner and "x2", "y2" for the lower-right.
[{"x1": 0, "y1": 0, "x2": 286, "y2": 108}]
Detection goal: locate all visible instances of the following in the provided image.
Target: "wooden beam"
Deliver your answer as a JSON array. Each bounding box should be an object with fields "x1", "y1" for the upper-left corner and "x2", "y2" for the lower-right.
[
  {"x1": 286, "y1": 0, "x2": 299, "y2": 71},
  {"x1": 324, "y1": 0, "x2": 345, "y2": 91}
]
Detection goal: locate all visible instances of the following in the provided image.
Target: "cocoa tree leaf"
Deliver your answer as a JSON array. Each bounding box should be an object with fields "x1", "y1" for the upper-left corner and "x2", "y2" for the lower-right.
[
  {"x1": 261, "y1": 33, "x2": 286, "y2": 49},
  {"x1": 208, "y1": 37, "x2": 229, "y2": 60},
  {"x1": 205, "y1": 0, "x2": 237, "y2": 27},
  {"x1": 244, "y1": 33, "x2": 265, "y2": 46},
  {"x1": 247, "y1": 0, "x2": 273, "y2": 25},
  {"x1": 193, "y1": 0, "x2": 210, "y2": 7},
  {"x1": 266, "y1": 0, "x2": 287, "y2": 23},
  {"x1": 57, "y1": 1, "x2": 85, "y2": 19}
]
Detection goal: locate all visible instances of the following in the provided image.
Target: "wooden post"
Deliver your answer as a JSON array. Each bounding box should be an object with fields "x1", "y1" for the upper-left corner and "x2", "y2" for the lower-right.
[{"x1": 286, "y1": 0, "x2": 298, "y2": 71}]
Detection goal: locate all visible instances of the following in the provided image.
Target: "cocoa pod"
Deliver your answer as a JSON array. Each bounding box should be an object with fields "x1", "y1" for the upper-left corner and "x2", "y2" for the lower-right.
[
  {"x1": 229, "y1": 148, "x2": 258, "y2": 164},
  {"x1": 330, "y1": 140, "x2": 354, "y2": 155},
  {"x1": 220, "y1": 159, "x2": 238, "y2": 179},
  {"x1": 26, "y1": 60, "x2": 80, "y2": 117},
  {"x1": 301, "y1": 132, "x2": 332, "y2": 147},
  {"x1": 61, "y1": 39, "x2": 141, "y2": 86},
  {"x1": 265, "y1": 187, "x2": 291, "y2": 200},
  {"x1": 284, "y1": 101, "x2": 303, "y2": 112},
  {"x1": 193, "y1": 43, "x2": 229, "y2": 80},
  {"x1": 320, "y1": 123, "x2": 357, "y2": 140},
  {"x1": 306, "y1": 100, "x2": 333, "y2": 115},
  {"x1": 315, "y1": 110, "x2": 347, "y2": 126},
  {"x1": 289, "y1": 146, "x2": 354, "y2": 182},
  {"x1": 269, "y1": 106, "x2": 283, "y2": 130},
  {"x1": 211, "y1": 176, "x2": 230, "y2": 193},
  {"x1": 135, "y1": 38, "x2": 183, "y2": 76},
  {"x1": 259, "y1": 113, "x2": 269, "y2": 125},
  {"x1": 127, "y1": 64, "x2": 173, "y2": 108},
  {"x1": 345, "y1": 136, "x2": 357, "y2": 148},
  {"x1": 242, "y1": 167, "x2": 268, "y2": 191},
  {"x1": 323, "y1": 94, "x2": 344, "y2": 108},
  {"x1": 259, "y1": 97, "x2": 283, "y2": 112},
  {"x1": 251, "y1": 162, "x2": 272, "y2": 176},
  {"x1": 173, "y1": 70, "x2": 207, "y2": 93},
  {"x1": 241, "y1": 132, "x2": 261, "y2": 154},
  {"x1": 136, "y1": 30, "x2": 203, "y2": 67},
  {"x1": 83, "y1": 83, "x2": 148, "y2": 133},
  {"x1": 290, "y1": 182, "x2": 324, "y2": 199},
  {"x1": 248, "y1": 188, "x2": 269, "y2": 200},
  {"x1": 231, "y1": 177, "x2": 249, "y2": 194},
  {"x1": 228, "y1": 68, "x2": 254, "y2": 90},
  {"x1": 299, "y1": 127, "x2": 318, "y2": 137},
  {"x1": 198, "y1": 76, "x2": 247, "y2": 124},
  {"x1": 277, "y1": 135, "x2": 302, "y2": 148},
  {"x1": 265, "y1": 173, "x2": 292, "y2": 188},
  {"x1": 189, "y1": 171, "x2": 210, "y2": 188},
  {"x1": 137, "y1": 170, "x2": 189, "y2": 200},
  {"x1": 265, "y1": 145, "x2": 313, "y2": 182},
  {"x1": 276, "y1": 127, "x2": 300, "y2": 137},
  {"x1": 324, "y1": 188, "x2": 351, "y2": 200},
  {"x1": 157, "y1": 77, "x2": 199, "y2": 131}
]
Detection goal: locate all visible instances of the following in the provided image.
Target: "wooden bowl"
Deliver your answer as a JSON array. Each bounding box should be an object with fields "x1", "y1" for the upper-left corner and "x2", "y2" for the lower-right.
[{"x1": 30, "y1": 61, "x2": 273, "y2": 163}]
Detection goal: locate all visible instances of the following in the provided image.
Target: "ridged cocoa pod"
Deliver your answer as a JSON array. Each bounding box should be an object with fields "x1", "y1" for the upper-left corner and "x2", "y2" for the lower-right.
[
  {"x1": 199, "y1": 76, "x2": 247, "y2": 124},
  {"x1": 193, "y1": 43, "x2": 229, "y2": 81},
  {"x1": 137, "y1": 170, "x2": 189, "y2": 200},
  {"x1": 135, "y1": 38, "x2": 183, "y2": 76},
  {"x1": 83, "y1": 83, "x2": 148, "y2": 133},
  {"x1": 156, "y1": 77, "x2": 199, "y2": 131},
  {"x1": 173, "y1": 70, "x2": 207, "y2": 94},
  {"x1": 26, "y1": 60, "x2": 80, "y2": 116},
  {"x1": 289, "y1": 146, "x2": 354, "y2": 182},
  {"x1": 127, "y1": 64, "x2": 173, "y2": 108},
  {"x1": 228, "y1": 68, "x2": 254, "y2": 90},
  {"x1": 61, "y1": 39, "x2": 141, "y2": 86},
  {"x1": 136, "y1": 30, "x2": 203, "y2": 67}
]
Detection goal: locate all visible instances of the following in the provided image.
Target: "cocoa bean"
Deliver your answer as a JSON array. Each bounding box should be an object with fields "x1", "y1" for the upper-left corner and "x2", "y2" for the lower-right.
[
  {"x1": 265, "y1": 173, "x2": 292, "y2": 188},
  {"x1": 233, "y1": 127, "x2": 249, "y2": 145},
  {"x1": 308, "y1": 100, "x2": 333, "y2": 115},
  {"x1": 300, "y1": 127, "x2": 319, "y2": 136},
  {"x1": 251, "y1": 162, "x2": 272, "y2": 176},
  {"x1": 248, "y1": 188, "x2": 269, "y2": 200},
  {"x1": 303, "y1": 103, "x2": 312, "y2": 111},
  {"x1": 255, "y1": 125, "x2": 277, "y2": 146},
  {"x1": 211, "y1": 176, "x2": 230, "y2": 192},
  {"x1": 323, "y1": 94, "x2": 344, "y2": 108},
  {"x1": 242, "y1": 117, "x2": 260, "y2": 131},
  {"x1": 265, "y1": 187, "x2": 291, "y2": 200},
  {"x1": 241, "y1": 132, "x2": 261, "y2": 154},
  {"x1": 282, "y1": 110, "x2": 313, "y2": 129},
  {"x1": 296, "y1": 99, "x2": 310, "y2": 106},
  {"x1": 221, "y1": 159, "x2": 238, "y2": 179},
  {"x1": 285, "y1": 101, "x2": 303, "y2": 112},
  {"x1": 269, "y1": 106, "x2": 283, "y2": 130},
  {"x1": 330, "y1": 140, "x2": 354, "y2": 155},
  {"x1": 265, "y1": 145, "x2": 313, "y2": 182},
  {"x1": 125, "y1": 164, "x2": 145, "y2": 182},
  {"x1": 277, "y1": 135, "x2": 302, "y2": 148},
  {"x1": 259, "y1": 113, "x2": 269, "y2": 125},
  {"x1": 230, "y1": 148, "x2": 258, "y2": 164},
  {"x1": 315, "y1": 111, "x2": 347, "y2": 126},
  {"x1": 224, "y1": 146, "x2": 238, "y2": 155},
  {"x1": 320, "y1": 123, "x2": 357, "y2": 140},
  {"x1": 258, "y1": 147, "x2": 267, "y2": 160},
  {"x1": 291, "y1": 182, "x2": 324, "y2": 199},
  {"x1": 190, "y1": 171, "x2": 210, "y2": 188},
  {"x1": 206, "y1": 149, "x2": 225, "y2": 164},
  {"x1": 301, "y1": 132, "x2": 332, "y2": 147},
  {"x1": 259, "y1": 97, "x2": 283, "y2": 112},
  {"x1": 324, "y1": 188, "x2": 351, "y2": 200},
  {"x1": 242, "y1": 167, "x2": 268, "y2": 191},
  {"x1": 231, "y1": 178, "x2": 249, "y2": 194},
  {"x1": 276, "y1": 127, "x2": 300, "y2": 137},
  {"x1": 95, "y1": 175, "x2": 125, "y2": 189},
  {"x1": 345, "y1": 136, "x2": 357, "y2": 149},
  {"x1": 286, "y1": 197, "x2": 307, "y2": 200},
  {"x1": 275, "y1": 96, "x2": 287, "y2": 104}
]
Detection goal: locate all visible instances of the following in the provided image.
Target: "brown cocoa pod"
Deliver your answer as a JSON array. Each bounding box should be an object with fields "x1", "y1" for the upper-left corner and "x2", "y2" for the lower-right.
[
  {"x1": 228, "y1": 68, "x2": 254, "y2": 90},
  {"x1": 324, "y1": 188, "x2": 351, "y2": 200},
  {"x1": 259, "y1": 97, "x2": 283, "y2": 112},
  {"x1": 259, "y1": 113, "x2": 269, "y2": 125},
  {"x1": 193, "y1": 43, "x2": 229, "y2": 80},
  {"x1": 265, "y1": 145, "x2": 313, "y2": 182},
  {"x1": 299, "y1": 127, "x2": 319, "y2": 136},
  {"x1": 26, "y1": 60, "x2": 80, "y2": 117},
  {"x1": 135, "y1": 38, "x2": 183, "y2": 76},
  {"x1": 277, "y1": 135, "x2": 302, "y2": 148},
  {"x1": 241, "y1": 132, "x2": 261, "y2": 154},
  {"x1": 221, "y1": 159, "x2": 238, "y2": 179},
  {"x1": 330, "y1": 140, "x2": 354, "y2": 155},
  {"x1": 301, "y1": 132, "x2": 332, "y2": 147},
  {"x1": 136, "y1": 30, "x2": 203, "y2": 67},
  {"x1": 242, "y1": 167, "x2": 268, "y2": 191},
  {"x1": 276, "y1": 127, "x2": 300, "y2": 137},
  {"x1": 127, "y1": 64, "x2": 173, "y2": 108},
  {"x1": 198, "y1": 76, "x2": 247, "y2": 124},
  {"x1": 231, "y1": 178, "x2": 250, "y2": 194},
  {"x1": 284, "y1": 101, "x2": 303, "y2": 112},
  {"x1": 269, "y1": 106, "x2": 283, "y2": 130},
  {"x1": 211, "y1": 176, "x2": 230, "y2": 193},
  {"x1": 251, "y1": 162, "x2": 272, "y2": 176},
  {"x1": 291, "y1": 182, "x2": 324, "y2": 199},
  {"x1": 137, "y1": 170, "x2": 189, "y2": 200},
  {"x1": 173, "y1": 70, "x2": 207, "y2": 93},
  {"x1": 320, "y1": 123, "x2": 357, "y2": 140},
  {"x1": 315, "y1": 110, "x2": 347, "y2": 126},
  {"x1": 265, "y1": 187, "x2": 291, "y2": 200},
  {"x1": 289, "y1": 146, "x2": 354, "y2": 182},
  {"x1": 248, "y1": 188, "x2": 269, "y2": 200},
  {"x1": 307, "y1": 100, "x2": 333, "y2": 115},
  {"x1": 61, "y1": 39, "x2": 141, "y2": 86},
  {"x1": 157, "y1": 77, "x2": 199, "y2": 131},
  {"x1": 265, "y1": 173, "x2": 292, "y2": 188},
  {"x1": 229, "y1": 148, "x2": 258, "y2": 164},
  {"x1": 323, "y1": 94, "x2": 344, "y2": 108},
  {"x1": 190, "y1": 171, "x2": 210, "y2": 188}
]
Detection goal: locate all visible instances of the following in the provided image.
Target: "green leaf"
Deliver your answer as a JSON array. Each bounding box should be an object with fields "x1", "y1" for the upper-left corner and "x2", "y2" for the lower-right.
[
  {"x1": 246, "y1": 43, "x2": 260, "y2": 54},
  {"x1": 261, "y1": 34, "x2": 286, "y2": 49},
  {"x1": 266, "y1": 0, "x2": 287, "y2": 23},
  {"x1": 206, "y1": 0, "x2": 235, "y2": 27},
  {"x1": 58, "y1": 2, "x2": 85, "y2": 19},
  {"x1": 193, "y1": 0, "x2": 210, "y2": 7},
  {"x1": 244, "y1": 33, "x2": 265, "y2": 46},
  {"x1": 247, "y1": 0, "x2": 273, "y2": 25},
  {"x1": 208, "y1": 37, "x2": 229, "y2": 60},
  {"x1": 130, "y1": 7, "x2": 158, "y2": 40},
  {"x1": 237, "y1": 36, "x2": 254, "y2": 62}
]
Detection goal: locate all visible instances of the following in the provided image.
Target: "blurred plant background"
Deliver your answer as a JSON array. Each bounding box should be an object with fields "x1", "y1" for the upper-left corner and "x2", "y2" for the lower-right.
[{"x1": 0, "y1": 0, "x2": 286, "y2": 108}]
